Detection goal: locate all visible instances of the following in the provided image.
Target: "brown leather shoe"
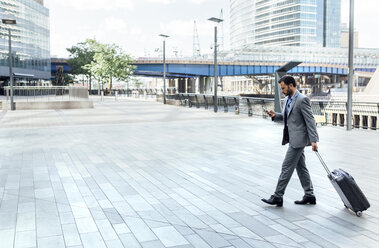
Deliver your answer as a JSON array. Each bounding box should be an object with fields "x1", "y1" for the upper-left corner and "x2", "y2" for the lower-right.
[
  {"x1": 261, "y1": 195, "x2": 283, "y2": 207},
  {"x1": 294, "y1": 195, "x2": 316, "y2": 205}
]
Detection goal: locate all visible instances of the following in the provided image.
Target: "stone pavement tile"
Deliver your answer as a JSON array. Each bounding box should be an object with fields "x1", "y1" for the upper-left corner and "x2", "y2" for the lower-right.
[
  {"x1": 173, "y1": 224, "x2": 195, "y2": 236},
  {"x1": 105, "y1": 239, "x2": 124, "y2": 248},
  {"x1": 16, "y1": 212, "x2": 35, "y2": 232},
  {"x1": 360, "y1": 230, "x2": 379, "y2": 242},
  {"x1": 112, "y1": 223, "x2": 131, "y2": 235},
  {"x1": 299, "y1": 242, "x2": 323, "y2": 248},
  {"x1": 194, "y1": 229, "x2": 231, "y2": 248},
  {"x1": 269, "y1": 224, "x2": 308, "y2": 243},
  {"x1": 37, "y1": 235, "x2": 65, "y2": 248},
  {"x1": 119, "y1": 233, "x2": 142, "y2": 248},
  {"x1": 172, "y1": 208, "x2": 208, "y2": 229},
  {"x1": 206, "y1": 210, "x2": 241, "y2": 229},
  {"x1": 185, "y1": 234, "x2": 212, "y2": 248},
  {"x1": 294, "y1": 220, "x2": 362, "y2": 247},
  {"x1": 153, "y1": 204, "x2": 187, "y2": 226},
  {"x1": 14, "y1": 230, "x2": 36, "y2": 248},
  {"x1": 71, "y1": 203, "x2": 92, "y2": 219},
  {"x1": 36, "y1": 216, "x2": 62, "y2": 238},
  {"x1": 350, "y1": 235, "x2": 379, "y2": 248},
  {"x1": 122, "y1": 216, "x2": 157, "y2": 243},
  {"x1": 306, "y1": 215, "x2": 359, "y2": 237},
  {"x1": 264, "y1": 234, "x2": 302, "y2": 247},
  {"x1": 89, "y1": 207, "x2": 107, "y2": 220},
  {"x1": 196, "y1": 214, "x2": 218, "y2": 226},
  {"x1": 272, "y1": 218, "x2": 299, "y2": 230},
  {"x1": 80, "y1": 232, "x2": 107, "y2": 248},
  {"x1": 112, "y1": 201, "x2": 138, "y2": 217},
  {"x1": 141, "y1": 240, "x2": 166, "y2": 248},
  {"x1": 231, "y1": 226, "x2": 263, "y2": 240},
  {"x1": 103, "y1": 208, "x2": 125, "y2": 224},
  {"x1": 228, "y1": 212, "x2": 280, "y2": 238},
  {"x1": 209, "y1": 224, "x2": 234, "y2": 235},
  {"x1": 75, "y1": 217, "x2": 99, "y2": 234},
  {"x1": 294, "y1": 228, "x2": 345, "y2": 248},
  {"x1": 59, "y1": 211, "x2": 75, "y2": 225},
  {"x1": 138, "y1": 210, "x2": 168, "y2": 223},
  {"x1": 95, "y1": 219, "x2": 118, "y2": 241},
  {"x1": 17, "y1": 202, "x2": 35, "y2": 214},
  {"x1": 242, "y1": 237, "x2": 277, "y2": 248},
  {"x1": 0, "y1": 228, "x2": 15, "y2": 248},
  {"x1": 62, "y1": 223, "x2": 82, "y2": 247},
  {"x1": 145, "y1": 219, "x2": 170, "y2": 229},
  {"x1": 152, "y1": 226, "x2": 189, "y2": 247},
  {"x1": 227, "y1": 238, "x2": 255, "y2": 248}
]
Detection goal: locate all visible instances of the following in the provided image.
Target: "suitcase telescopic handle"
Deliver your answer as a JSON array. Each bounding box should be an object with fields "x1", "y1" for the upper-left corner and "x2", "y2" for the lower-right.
[{"x1": 314, "y1": 150, "x2": 332, "y2": 176}]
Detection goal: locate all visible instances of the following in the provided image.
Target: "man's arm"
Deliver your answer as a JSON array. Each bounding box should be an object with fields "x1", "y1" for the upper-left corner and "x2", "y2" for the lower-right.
[
  {"x1": 301, "y1": 97, "x2": 319, "y2": 150},
  {"x1": 267, "y1": 110, "x2": 283, "y2": 122}
]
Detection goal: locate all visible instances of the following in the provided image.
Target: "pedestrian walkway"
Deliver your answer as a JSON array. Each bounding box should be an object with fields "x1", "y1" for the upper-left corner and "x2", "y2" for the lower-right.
[{"x1": 0, "y1": 98, "x2": 378, "y2": 248}]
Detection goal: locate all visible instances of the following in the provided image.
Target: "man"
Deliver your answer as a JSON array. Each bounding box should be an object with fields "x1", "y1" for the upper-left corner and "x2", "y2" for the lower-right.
[{"x1": 262, "y1": 76, "x2": 319, "y2": 207}]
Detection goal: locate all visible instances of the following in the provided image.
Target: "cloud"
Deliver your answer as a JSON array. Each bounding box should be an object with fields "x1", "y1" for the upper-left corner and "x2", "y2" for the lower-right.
[
  {"x1": 46, "y1": 0, "x2": 134, "y2": 11},
  {"x1": 146, "y1": 0, "x2": 176, "y2": 4},
  {"x1": 188, "y1": 0, "x2": 207, "y2": 4},
  {"x1": 103, "y1": 17, "x2": 127, "y2": 32}
]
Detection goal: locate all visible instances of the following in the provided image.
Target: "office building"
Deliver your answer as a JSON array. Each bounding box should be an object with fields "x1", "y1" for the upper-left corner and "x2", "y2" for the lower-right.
[
  {"x1": 0, "y1": 0, "x2": 50, "y2": 86},
  {"x1": 230, "y1": 0, "x2": 341, "y2": 49}
]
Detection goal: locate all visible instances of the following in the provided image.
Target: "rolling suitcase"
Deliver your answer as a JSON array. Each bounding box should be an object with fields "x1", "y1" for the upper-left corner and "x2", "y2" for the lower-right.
[{"x1": 315, "y1": 151, "x2": 370, "y2": 217}]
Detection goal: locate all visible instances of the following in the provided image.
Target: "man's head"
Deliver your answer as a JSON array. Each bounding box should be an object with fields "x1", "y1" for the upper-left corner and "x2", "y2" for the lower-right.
[{"x1": 279, "y1": 76, "x2": 297, "y2": 97}]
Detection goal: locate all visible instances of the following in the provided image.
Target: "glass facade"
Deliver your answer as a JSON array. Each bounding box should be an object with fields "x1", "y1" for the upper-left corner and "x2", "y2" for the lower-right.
[
  {"x1": 0, "y1": 0, "x2": 50, "y2": 80},
  {"x1": 230, "y1": 0, "x2": 341, "y2": 49}
]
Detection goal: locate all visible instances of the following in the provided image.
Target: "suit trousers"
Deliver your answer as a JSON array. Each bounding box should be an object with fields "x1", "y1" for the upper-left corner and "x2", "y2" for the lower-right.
[{"x1": 274, "y1": 145, "x2": 314, "y2": 198}]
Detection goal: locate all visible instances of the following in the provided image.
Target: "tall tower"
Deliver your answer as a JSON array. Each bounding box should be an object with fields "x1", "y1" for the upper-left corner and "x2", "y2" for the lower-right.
[
  {"x1": 192, "y1": 21, "x2": 201, "y2": 58},
  {"x1": 230, "y1": 0, "x2": 341, "y2": 49}
]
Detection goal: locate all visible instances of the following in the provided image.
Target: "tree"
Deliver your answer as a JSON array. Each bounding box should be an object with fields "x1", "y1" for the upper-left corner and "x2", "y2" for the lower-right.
[
  {"x1": 66, "y1": 39, "x2": 98, "y2": 92},
  {"x1": 84, "y1": 43, "x2": 135, "y2": 94}
]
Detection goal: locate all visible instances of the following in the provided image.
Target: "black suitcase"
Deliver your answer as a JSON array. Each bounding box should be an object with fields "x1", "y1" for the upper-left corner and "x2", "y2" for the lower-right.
[{"x1": 315, "y1": 151, "x2": 370, "y2": 217}]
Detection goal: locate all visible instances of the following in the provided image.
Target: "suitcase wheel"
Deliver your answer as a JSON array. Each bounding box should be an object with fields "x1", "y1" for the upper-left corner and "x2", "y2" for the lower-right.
[{"x1": 356, "y1": 211, "x2": 362, "y2": 217}]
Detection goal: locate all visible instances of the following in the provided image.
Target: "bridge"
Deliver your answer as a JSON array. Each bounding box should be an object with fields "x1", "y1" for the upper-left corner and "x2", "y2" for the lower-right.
[
  {"x1": 133, "y1": 46, "x2": 379, "y2": 79},
  {"x1": 133, "y1": 59, "x2": 349, "y2": 78}
]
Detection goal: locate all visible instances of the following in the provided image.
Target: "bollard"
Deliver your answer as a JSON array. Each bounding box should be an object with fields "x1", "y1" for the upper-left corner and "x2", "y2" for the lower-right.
[
  {"x1": 115, "y1": 91, "x2": 118, "y2": 101},
  {"x1": 101, "y1": 90, "x2": 104, "y2": 102},
  {"x1": 235, "y1": 106, "x2": 239, "y2": 115}
]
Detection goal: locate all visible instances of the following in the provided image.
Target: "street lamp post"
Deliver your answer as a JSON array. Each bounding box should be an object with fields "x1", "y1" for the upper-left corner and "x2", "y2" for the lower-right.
[
  {"x1": 159, "y1": 34, "x2": 169, "y2": 104},
  {"x1": 208, "y1": 17, "x2": 223, "y2": 113},
  {"x1": 347, "y1": 0, "x2": 354, "y2": 131},
  {"x1": 2, "y1": 19, "x2": 17, "y2": 111}
]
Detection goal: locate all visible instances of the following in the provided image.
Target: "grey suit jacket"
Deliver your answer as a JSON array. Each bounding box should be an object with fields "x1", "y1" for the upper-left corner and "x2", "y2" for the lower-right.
[{"x1": 273, "y1": 91, "x2": 319, "y2": 148}]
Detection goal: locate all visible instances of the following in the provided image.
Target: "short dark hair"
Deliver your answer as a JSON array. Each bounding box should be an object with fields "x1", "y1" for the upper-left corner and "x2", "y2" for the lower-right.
[{"x1": 279, "y1": 75, "x2": 296, "y2": 87}]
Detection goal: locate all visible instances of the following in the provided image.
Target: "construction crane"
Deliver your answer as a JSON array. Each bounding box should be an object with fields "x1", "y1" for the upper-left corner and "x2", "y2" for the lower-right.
[{"x1": 192, "y1": 20, "x2": 201, "y2": 58}]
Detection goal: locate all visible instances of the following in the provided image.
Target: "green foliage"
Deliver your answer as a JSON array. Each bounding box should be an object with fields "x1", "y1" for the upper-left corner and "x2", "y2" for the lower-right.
[
  {"x1": 70, "y1": 40, "x2": 136, "y2": 92},
  {"x1": 66, "y1": 39, "x2": 97, "y2": 76}
]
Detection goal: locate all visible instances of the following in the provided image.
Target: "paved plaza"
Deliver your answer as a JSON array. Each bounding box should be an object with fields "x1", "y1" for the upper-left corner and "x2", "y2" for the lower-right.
[{"x1": 0, "y1": 96, "x2": 379, "y2": 248}]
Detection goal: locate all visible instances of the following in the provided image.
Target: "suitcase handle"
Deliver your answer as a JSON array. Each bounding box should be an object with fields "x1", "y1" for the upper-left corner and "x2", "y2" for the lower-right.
[{"x1": 314, "y1": 150, "x2": 332, "y2": 176}]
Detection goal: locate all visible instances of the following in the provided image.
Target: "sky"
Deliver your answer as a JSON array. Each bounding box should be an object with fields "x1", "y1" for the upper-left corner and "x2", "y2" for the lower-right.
[{"x1": 45, "y1": 0, "x2": 379, "y2": 59}]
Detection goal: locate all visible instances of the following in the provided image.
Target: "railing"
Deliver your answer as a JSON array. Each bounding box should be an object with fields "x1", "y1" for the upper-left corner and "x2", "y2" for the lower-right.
[
  {"x1": 172, "y1": 93, "x2": 379, "y2": 131},
  {"x1": 3, "y1": 86, "x2": 89, "y2": 102}
]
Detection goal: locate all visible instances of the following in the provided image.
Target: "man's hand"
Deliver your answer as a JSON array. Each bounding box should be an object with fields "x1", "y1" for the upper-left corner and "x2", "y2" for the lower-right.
[
  {"x1": 312, "y1": 142, "x2": 318, "y2": 151},
  {"x1": 267, "y1": 110, "x2": 276, "y2": 118}
]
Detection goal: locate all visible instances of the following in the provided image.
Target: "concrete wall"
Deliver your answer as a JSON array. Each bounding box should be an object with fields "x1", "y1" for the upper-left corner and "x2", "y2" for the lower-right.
[{"x1": 2, "y1": 101, "x2": 94, "y2": 110}]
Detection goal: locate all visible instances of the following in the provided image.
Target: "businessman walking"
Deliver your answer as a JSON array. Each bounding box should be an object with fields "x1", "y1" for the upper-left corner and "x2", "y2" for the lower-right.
[{"x1": 262, "y1": 76, "x2": 319, "y2": 207}]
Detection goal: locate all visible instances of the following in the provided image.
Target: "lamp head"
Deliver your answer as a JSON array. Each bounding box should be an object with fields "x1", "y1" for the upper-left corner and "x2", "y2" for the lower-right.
[
  {"x1": 208, "y1": 17, "x2": 223, "y2": 23},
  {"x1": 2, "y1": 19, "x2": 16, "y2": 25}
]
